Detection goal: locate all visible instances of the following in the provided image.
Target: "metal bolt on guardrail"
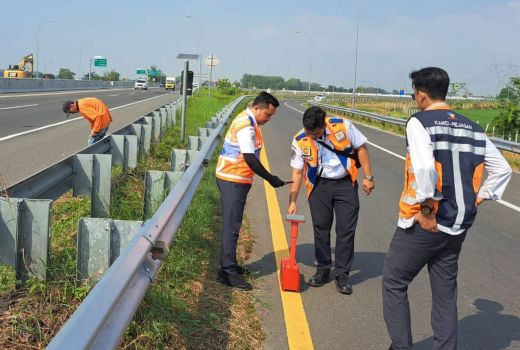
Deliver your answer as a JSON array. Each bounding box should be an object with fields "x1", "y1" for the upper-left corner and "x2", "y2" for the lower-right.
[
  {"x1": 77, "y1": 218, "x2": 143, "y2": 282},
  {"x1": 110, "y1": 135, "x2": 138, "y2": 170},
  {"x1": 0, "y1": 197, "x2": 52, "y2": 281}
]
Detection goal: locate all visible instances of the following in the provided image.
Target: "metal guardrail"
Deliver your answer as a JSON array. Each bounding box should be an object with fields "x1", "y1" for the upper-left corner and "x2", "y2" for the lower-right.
[
  {"x1": 46, "y1": 95, "x2": 246, "y2": 349},
  {"x1": 313, "y1": 102, "x2": 520, "y2": 154}
]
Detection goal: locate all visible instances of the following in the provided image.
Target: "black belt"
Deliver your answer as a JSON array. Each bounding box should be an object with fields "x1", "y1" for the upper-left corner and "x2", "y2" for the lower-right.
[{"x1": 318, "y1": 174, "x2": 351, "y2": 182}]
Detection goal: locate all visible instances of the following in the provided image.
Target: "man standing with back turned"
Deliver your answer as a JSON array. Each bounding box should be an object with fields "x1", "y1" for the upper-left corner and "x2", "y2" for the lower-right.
[
  {"x1": 63, "y1": 97, "x2": 112, "y2": 146},
  {"x1": 382, "y1": 67, "x2": 512, "y2": 350},
  {"x1": 216, "y1": 91, "x2": 288, "y2": 291}
]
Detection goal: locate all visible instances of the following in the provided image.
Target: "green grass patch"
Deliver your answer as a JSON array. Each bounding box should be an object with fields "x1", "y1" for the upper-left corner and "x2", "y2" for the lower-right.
[
  {"x1": 453, "y1": 109, "x2": 502, "y2": 125},
  {"x1": 120, "y1": 94, "x2": 264, "y2": 349}
]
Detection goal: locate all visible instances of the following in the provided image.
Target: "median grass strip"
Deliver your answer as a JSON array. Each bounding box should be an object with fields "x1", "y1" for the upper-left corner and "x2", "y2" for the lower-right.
[{"x1": 0, "y1": 89, "x2": 265, "y2": 349}]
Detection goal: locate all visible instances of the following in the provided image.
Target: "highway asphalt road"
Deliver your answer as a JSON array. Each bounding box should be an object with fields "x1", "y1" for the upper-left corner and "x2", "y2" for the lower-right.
[
  {"x1": 0, "y1": 87, "x2": 179, "y2": 187},
  {"x1": 246, "y1": 100, "x2": 520, "y2": 350}
]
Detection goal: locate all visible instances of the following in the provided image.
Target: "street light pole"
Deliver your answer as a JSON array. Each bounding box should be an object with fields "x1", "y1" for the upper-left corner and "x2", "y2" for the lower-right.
[
  {"x1": 352, "y1": 1, "x2": 360, "y2": 108},
  {"x1": 36, "y1": 19, "x2": 55, "y2": 79},
  {"x1": 186, "y1": 15, "x2": 203, "y2": 92},
  {"x1": 79, "y1": 41, "x2": 93, "y2": 80},
  {"x1": 293, "y1": 30, "x2": 314, "y2": 96}
]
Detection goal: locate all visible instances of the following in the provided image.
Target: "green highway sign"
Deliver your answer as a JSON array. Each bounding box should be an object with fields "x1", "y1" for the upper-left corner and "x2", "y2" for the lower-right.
[
  {"x1": 136, "y1": 69, "x2": 146, "y2": 74},
  {"x1": 94, "y1": 58, "x2": 107, "y2": 67},
  {"x1": 149, "y1": 70, "x2": 159, "y2": 77}
]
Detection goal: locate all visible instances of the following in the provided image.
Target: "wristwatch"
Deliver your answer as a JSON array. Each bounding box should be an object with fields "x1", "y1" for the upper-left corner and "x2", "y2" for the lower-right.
[
  {"x1": 364, "y1": 175, "x2": 374, "y2": 181},
  {"x1": 420, "y1": 205, "x2": 434, "y2": 215}
]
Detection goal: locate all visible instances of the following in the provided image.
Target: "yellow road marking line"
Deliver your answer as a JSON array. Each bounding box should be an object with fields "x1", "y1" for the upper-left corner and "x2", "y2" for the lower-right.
[{"x1": 260, "y1": 145, "x2": 314, "y2": 350}]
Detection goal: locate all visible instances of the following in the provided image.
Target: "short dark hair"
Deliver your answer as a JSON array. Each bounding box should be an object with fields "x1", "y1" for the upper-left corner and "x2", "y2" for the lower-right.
[
  {"x1": 62, "y1": 100, "x2": 74, "y2": 113},
  {"x1": 409, "y1": 67, "x2": 450, "y2": 100},
  {"x1": 303, "y1": 106, "x2": 326, "y2": 131},
  {"x1": 252, "y1": 91, "x2": 279, "y2": 109}
]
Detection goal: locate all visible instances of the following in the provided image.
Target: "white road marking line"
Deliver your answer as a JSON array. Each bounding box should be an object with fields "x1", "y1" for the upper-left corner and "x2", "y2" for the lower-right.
[
  {"x1": 0, "y1": 87, "x2": 138, "y2": 99},
  {"x1": 0, "y1": 103, "x2": 39, "y2": 110},
  {"x1": 108, "y1": 94, "x2": 119, "y2": 97},
  {"x1": 0, "y1": 93, "x2": 170, "y2": 142},
  {"x1": 283, "y1": 101, "x2": 520, "y2": 213}
]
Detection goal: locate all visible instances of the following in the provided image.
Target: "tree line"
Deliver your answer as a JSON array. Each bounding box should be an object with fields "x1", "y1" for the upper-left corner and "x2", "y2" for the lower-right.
[{"x1": 33, "y1": 65, "x2": 168, "y2": 82}]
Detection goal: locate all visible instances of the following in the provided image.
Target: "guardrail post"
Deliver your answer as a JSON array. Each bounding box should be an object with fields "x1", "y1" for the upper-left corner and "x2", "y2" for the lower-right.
[
  {"x1": 110, "y1": 135, "x2": 138, "y2": 170},
  {"x1": 77, "y1": 218, "x2": 143, "y2": 282},
  {"x1": 73, "y1": 154, "x2": 112, "y2": 218},
  {"x1": 0, "y1": 197, "x2": 52, "y2": 281},
  {"x1": 170, "y1": 149, "x2": 200, "y2": 172},
  {"x1": 144, "y1": 115, "x2": 161, "y2": 144},
  {"x1": 143, "y1": 170, "x2": 184, "y2": 219},
  {"x1": 188, "y1": 136, "x2": 208, "y2": 151},
  {"x1": 198, "y1": 127, "x2": 211, "y2": 137},
  {"x1": 159, "y1": 108, "x2": 168, "y2": 129}
]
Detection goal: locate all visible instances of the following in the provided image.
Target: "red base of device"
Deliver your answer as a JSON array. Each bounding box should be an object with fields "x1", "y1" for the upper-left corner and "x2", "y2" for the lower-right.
[{"x1": 280, "y1": 258, "x2": 300, "y2": 292}]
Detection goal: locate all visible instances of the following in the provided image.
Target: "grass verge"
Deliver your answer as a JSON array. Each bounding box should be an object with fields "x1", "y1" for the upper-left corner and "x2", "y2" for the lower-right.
[
  {"x1": 325, "y1": 102, "x2": 519, "y2": 171},
  {"x1": 0, "y1": 89, "x2": 264, "y2": 349}
]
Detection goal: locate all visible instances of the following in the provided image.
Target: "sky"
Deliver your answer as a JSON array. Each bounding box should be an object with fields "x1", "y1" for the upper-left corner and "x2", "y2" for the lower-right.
[{"x1": 1, "y1": 0, "x2": 519, "y2": 96}]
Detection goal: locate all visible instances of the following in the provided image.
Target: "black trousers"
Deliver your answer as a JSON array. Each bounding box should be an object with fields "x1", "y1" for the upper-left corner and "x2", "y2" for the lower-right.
[
  {"x1": 308, "y1": 177, "x2": 359, "y2": 276},
  {"x1": 216, "y1": 178, "x2": 251, "y2": 275},
  {"x1": 382, "y1": 224, "x2": 467, "y2": 350}
]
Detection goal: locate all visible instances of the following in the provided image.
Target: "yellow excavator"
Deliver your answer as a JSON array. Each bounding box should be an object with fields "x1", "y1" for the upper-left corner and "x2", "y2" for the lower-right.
[{"x1": 4, "y1": 53, "x2": 34, "y2": 78}]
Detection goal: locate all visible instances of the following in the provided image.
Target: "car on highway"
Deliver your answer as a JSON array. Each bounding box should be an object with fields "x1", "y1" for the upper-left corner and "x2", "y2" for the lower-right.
[
  {"x1": 134, "y1": 79, "x2": 148, "y2": 90},
  {"x1": 314, "y1": 94, "x2": 325, "y2": 102}
]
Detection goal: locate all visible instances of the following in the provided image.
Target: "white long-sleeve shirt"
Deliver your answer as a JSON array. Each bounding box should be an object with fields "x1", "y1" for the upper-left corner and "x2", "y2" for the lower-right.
[{"x1": 398, "y1": 116, "x2": 512, "y2": 235}]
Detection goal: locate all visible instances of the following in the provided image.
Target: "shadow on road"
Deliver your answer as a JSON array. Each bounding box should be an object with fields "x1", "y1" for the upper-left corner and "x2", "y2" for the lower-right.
[
  {"x1": 247, "y1": 244, "x2": 386, "y2": 291},
  {"x1": 414, "y1": 298, "x2": 520, "y2": 350}
]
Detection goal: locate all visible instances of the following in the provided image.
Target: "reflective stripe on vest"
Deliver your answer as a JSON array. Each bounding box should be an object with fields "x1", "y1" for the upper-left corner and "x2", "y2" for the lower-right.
[
  {"x1": 216, "y1": 111, "x2": 263, "y2": 184},
  {"x1": 294, "y1": 117, "x2": 358, "y2": 198},
  {"x1": 399, "y1": 110, "x2": 486, "y2": 230}
]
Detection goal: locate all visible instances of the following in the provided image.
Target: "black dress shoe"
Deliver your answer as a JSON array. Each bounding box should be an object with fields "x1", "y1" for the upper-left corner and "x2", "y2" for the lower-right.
[
  {"x1": 307, "y1": 270, "x2": 330, "y2": 287},
  {"x1": 336, "y1": 274, "x2": 353, "y2": 294},
  {"x1": 218, "y1": 271, "x2": 252, "y2": 291},
  {"x1": 236, "y1": 265, "x2": 250, "y2": 275}
]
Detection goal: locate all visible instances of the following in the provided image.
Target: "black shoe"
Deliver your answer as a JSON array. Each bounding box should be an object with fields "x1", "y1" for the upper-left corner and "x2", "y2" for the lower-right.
[
  {"x1": 307, "y1": 270, "x2": 330, "y2": 287},
  {"x1": 236, "y1": 265, "x2": 250, "y2": 275},
  {"x1": 335, "y1": 274, "x2": 353, "y2": 295},
  {"x1": 217, "y1": 271, "x2": 252, "y2": 291}
]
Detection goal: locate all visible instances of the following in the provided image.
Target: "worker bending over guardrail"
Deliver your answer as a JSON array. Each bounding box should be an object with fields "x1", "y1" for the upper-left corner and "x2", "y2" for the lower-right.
[{"x1": 63, "y1": 97, "x2": 113, "y2": 146}]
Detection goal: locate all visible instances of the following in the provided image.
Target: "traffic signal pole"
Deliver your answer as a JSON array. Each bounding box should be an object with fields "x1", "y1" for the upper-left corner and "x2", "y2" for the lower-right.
[{"x1": 181, "y1": 60, "x2": 189, "y2": 142}]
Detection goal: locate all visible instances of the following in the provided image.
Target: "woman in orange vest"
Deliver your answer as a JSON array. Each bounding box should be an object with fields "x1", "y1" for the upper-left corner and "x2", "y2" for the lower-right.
[{"x1": 63, "y1": 97, "x2": 112, "y2": 146}]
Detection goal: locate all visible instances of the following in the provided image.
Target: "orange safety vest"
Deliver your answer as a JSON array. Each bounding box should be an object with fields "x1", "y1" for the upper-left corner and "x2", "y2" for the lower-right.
[
  {"x1": 78, "y1": 98, "x2": 112, "y2": 133},
  {"x1": 294, "y1": 117, "x2": 358, "y2": 198},
  {"x1": 216, "y1": 110, "x2": 263, "y2": 184}
]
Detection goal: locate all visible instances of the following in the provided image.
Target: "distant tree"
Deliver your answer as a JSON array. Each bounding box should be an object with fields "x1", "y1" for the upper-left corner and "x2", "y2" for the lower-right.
[
  {"x1": 492, "y1": 77, "x2": 520, "y2": 135},
  {"x1": 103, "y1": 70, "x2": 120, "y2": 81},
  {"x1": 449, "y1": 82, "x2": 469, "y2": 97},
  {"x1": 217, "y1": 78, "x2": 239, "y2": 95},
  {"x1": 83, "y1": 72, "x2": 101, "y2": 80},
  {"x1": 57, "y1": 68, "x2": 75, "y2": 80},
  {"x1": 310, "y1": 82, "x2": 322, "y2": 91},
  {"x1": 147, "y1": 65, "x2": 164, "y2": 83},
  {"x1": 284, "y1": 78, "x2": 304, "y2": 90}
]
